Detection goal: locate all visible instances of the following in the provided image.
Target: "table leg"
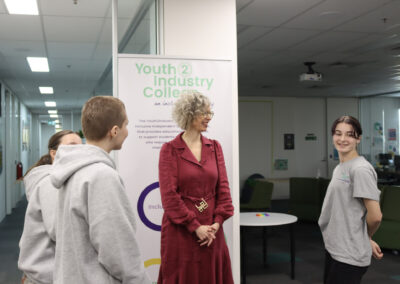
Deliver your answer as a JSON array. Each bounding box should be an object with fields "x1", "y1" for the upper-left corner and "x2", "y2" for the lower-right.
[
  {"x1": 290, "y1": 223, "x2": 295, "y2": 279},
  {"x1": 263, "y1": 227, "x2": 268, "y2": 267},
  {"x1": 241, "y1": 226, "x2": 246, "y2": 284}
]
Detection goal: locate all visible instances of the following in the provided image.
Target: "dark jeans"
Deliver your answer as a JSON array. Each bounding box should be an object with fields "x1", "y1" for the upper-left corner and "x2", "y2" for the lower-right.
[{"x1": 324, "y1": 250, "x2": 368, "y2": 284}]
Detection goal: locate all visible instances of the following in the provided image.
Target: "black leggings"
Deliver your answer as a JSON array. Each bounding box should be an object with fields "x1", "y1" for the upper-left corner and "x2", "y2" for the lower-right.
[{"x1": 324, "y1": 251, "x2": 368, "y2": 284}]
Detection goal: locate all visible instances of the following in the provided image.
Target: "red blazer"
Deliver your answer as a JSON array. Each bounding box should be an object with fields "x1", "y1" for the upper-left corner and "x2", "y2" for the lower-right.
[{"x1": 158, "y1": 133, "x2": 234, "y2": 232}]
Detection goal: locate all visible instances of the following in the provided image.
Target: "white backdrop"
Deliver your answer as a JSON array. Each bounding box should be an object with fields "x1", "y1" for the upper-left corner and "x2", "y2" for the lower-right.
[{"x1": 118, "y1": 54, "x2": 234, "y2": 281}]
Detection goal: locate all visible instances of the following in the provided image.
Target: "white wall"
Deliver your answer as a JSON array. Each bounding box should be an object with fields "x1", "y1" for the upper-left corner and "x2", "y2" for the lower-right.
[
  {"x1": 239, "y1": 97, "x2": 359, "y2": 198},
  {"x1": 162, "y1": 0, "x2": 240, "y2": 280},
  {"x1": 20, "y1": 103, "x2": 32, "y2": 181},
  {"x1": 30, "y1": 114, "x2": 41, "y2": 169},
  {"x1": 40, "y1": 123, "x2": 55, "y2": 157},
  {"x1": 61, "y1": 112, "x2": 82, "y2": 132}
]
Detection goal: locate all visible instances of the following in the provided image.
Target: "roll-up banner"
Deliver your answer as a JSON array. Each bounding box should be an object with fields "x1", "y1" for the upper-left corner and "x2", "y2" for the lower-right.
[{"x1": 118, "y1": 54, "x2": 234, "y2": 281}]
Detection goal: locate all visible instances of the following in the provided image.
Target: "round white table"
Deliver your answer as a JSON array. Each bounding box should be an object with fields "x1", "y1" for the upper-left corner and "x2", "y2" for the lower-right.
[{"x1": 240, "y1": 212, "x2": 298, "y2": 283}]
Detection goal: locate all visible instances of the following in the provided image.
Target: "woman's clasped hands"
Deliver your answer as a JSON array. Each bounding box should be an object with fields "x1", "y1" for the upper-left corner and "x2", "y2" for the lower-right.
[{"x1": 195, "y1": 223, "x2": 220, "y2": 247}]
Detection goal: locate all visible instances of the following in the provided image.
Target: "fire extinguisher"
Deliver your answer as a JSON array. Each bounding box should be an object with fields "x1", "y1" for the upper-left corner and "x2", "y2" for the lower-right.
[{"x1": 16, "y1": 162, "x2": 23, "y2": 180}]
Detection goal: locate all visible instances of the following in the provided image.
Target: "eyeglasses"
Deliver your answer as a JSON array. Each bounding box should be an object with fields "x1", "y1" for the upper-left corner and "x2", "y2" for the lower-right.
[{"x1": 199, "y1": 111, "x2": 214, "y2": 119}]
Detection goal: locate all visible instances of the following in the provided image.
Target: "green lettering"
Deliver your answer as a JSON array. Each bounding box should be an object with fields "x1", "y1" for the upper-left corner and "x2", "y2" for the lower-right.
[
  {"x1": 136, "y1": 63, "x2": 144, "y2": 74},
  {"x1": 143, "y1": 87, "x2": 153, "y2": 97}
]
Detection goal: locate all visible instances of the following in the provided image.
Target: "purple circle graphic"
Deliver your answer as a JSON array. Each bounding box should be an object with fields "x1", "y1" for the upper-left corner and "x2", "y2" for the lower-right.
[{"x1": 137, "y1": 182, "x2": 161, "y2": 231}]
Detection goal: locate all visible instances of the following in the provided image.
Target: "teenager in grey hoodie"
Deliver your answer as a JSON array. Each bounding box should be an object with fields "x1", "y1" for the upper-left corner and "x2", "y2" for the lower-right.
[
  {"x1": 51, "y1": 96, "x2": 150, "y2": 284},
  {"x1": 18, "y1": 131, "x2": 82, "y2": 284}
]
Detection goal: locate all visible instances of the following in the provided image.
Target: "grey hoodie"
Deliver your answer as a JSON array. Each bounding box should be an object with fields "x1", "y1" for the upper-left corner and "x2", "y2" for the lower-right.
[
  {"x1": 18, "y1": 164, "x2": 56, "y2": 284},
  {"x1": 51, "y1": 144, "x2": 150, "y2": 284}
]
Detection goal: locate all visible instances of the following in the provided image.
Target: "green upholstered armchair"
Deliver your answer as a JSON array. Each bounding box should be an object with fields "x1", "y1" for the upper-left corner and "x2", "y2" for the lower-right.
[
  {"x1": 289, "y1": 177, "x2": 330, "y2": 222},
  {"x1": 373, "y1": 186, "x2": 400, "y2": 250},
  {"x1": 240, "y1": 179, "x2": 274, "y2": 212}
]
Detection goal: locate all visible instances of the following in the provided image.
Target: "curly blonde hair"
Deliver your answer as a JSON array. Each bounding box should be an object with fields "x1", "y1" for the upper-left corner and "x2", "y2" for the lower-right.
[{"x1": 173, "y1": 91, "x2": 211, "y2": 130}]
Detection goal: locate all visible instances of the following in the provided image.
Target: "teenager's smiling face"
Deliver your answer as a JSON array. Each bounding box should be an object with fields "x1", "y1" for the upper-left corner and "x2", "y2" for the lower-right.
[{"x1": 333, "y1": 122, "x2": 360, "y2": 155}]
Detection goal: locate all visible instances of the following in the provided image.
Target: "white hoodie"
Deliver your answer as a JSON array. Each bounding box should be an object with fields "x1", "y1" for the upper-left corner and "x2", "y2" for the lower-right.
[
  {"x1": 51, "y1": 144, "x2": 150, "y2": 284},
  {"x1": 18, "y1": 164, "x2": 56, "y2": 284}
]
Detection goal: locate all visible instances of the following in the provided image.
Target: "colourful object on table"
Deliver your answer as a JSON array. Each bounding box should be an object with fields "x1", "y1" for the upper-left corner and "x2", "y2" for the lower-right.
[{"x1": 256, "y1": 213, "x2": 269, "y2": 217}]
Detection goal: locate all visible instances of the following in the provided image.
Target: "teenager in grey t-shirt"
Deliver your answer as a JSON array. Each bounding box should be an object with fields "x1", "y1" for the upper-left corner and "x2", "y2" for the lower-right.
[{"x1": 319, "y1": 116, "x2": 383, "y2": 284}]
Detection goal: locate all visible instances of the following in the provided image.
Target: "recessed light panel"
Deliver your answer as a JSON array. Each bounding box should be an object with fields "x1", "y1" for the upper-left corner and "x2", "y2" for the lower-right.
[
  {"x1": 48, "y1": 110, "x2": 57, "y2": 114},
  {"x1": 39, "y1": 86, "x2": 54, "y2": 94},
  {"x1": 4, "y1": 0, "x2": 39, "y2": 15},
  {"x1": 50, "y1": 114, "x2": 58, "y2": 118},
  {"x1": 45, "y1": 101, "x2": 56, "y2": 107},
  {"x1": 27, "y1": 57, "x2": 49, "y2": 72}
]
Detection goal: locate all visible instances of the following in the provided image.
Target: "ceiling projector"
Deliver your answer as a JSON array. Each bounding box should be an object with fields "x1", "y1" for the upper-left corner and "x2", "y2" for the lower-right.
[{"x1": 299, "y1": 62, "x2": 322, "y2": 82}]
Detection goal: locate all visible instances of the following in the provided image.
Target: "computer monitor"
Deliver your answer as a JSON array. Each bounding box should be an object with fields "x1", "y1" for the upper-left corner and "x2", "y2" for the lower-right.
[{"x1": 379, "y1": 153, "x2": 392, "y2": 166}]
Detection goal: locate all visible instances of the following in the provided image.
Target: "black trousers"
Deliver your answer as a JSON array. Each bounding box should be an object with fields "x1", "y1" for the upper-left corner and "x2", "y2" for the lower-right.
[{"x1": 324, "y1": 251, "x2": 368, "y2": 284}]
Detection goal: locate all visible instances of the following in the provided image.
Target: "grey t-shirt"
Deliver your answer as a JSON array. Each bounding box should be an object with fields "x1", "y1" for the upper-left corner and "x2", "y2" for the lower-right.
[{"x1": 318, "y1": 156, "x2": 380, "y2": 267}]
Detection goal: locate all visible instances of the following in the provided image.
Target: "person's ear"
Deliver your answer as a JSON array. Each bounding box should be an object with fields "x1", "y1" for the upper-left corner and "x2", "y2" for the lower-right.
[
  {"x1": 49, "y1": 149, "x2": 57, "y2": 162},
  {"x1": 110, "y1": 125, "x2": 119, "y2": 138}
]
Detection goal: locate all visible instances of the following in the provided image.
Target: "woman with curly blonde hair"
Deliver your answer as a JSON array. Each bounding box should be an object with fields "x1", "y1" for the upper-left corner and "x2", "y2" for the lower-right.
[{"x1": 158, "y1": 91, "x2": 234, "y2": 283}]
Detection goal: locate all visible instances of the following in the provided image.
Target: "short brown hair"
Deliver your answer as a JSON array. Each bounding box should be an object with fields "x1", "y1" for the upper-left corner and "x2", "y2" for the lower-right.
[
  {"x1": 331, "y1": 115, "x2": 362, "y2": 138},
  {"x1": 81, "y1": 96, "x2": 126, "y2": 141}
]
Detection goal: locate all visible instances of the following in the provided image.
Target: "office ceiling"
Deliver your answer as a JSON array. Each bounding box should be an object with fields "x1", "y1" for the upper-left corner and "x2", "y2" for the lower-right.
[
  {"x1": 1, "y1": 0, "x2": 400, "y2": 116},
  {"x1": 0, "y1": 0, "x2": 149, "y2": 114},
  {"x1": 237, "y1": 0, "x2": 400, "y2": 97}
]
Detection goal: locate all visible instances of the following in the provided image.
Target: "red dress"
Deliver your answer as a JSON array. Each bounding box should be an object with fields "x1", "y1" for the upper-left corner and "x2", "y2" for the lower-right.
[{"x1": 158, "y1": 133, "x2": 234, "y2": 284}]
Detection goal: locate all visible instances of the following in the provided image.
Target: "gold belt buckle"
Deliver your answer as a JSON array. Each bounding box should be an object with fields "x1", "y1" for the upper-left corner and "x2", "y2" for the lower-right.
[{"x1": 195, "y1": 198, "x2": 208, "y2": 212}]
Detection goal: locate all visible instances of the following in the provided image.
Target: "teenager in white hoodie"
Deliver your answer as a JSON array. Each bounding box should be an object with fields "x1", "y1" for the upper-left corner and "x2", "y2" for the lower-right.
[
  {"x1": 51, "y1": 96, "x2": 150, "y2": 284},
  {"x1": 18, "y1": 130, "x2": 82, "y2": 284}
]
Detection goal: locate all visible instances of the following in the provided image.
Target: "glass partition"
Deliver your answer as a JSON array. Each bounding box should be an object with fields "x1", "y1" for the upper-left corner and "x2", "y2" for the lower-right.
[{"x1": 360, "y1": 96, "x2": 400, "y2": 181}]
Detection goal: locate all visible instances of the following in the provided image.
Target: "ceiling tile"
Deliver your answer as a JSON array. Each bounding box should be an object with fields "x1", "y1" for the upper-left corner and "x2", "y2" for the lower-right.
[
  {"x1": 0, "y1": 14, "x2": 43, "y2": 41},
  {"x1": 336, "y1": 1, "x2": 400, "y2": 33},
  {"x1": 47, "y1": 42, "x2": 96, "y2": 59},
  {"x1": 98, "y1": 18, "x2": 131, "y2": 44},
  {"x1": 284, "y1": 0, "x2": 392, "y2": 30},
  {"x1": 333, "y1": 34, "x2": 387, "y2": 53},
  {"x1": 246, "y1": 28, "x2": 320, "y2": 51},
  {"x1": 43, "y1": 16, "x2": 104, "y2": 42},
  {"x1": 0, "y1": 40, "x2": 46, "y2": 57},
  {"x1": 92, "y1": 44, "x2": 111, "y2": 60},
  {"x1": 106, "y1": 0, "x2": 143, "y2": 19},
  {"x1": 237, "y1": 0, "x2": 324, "y2": 26},
  {"x1": 238, "y1": 49, "x2": 274, "y2": 65},
  {"x1": 40, "y1": 0, "x2": 110, "y2": 17},
  {"x1": 237, "y1": 0, "x2": 254, "y2": 12},
  {"x1": 292, "y1": 31, "x2": 368, "y2": 52},
  {"x1": 238, "y1": 26, "x2": 273, "y2": 48}
]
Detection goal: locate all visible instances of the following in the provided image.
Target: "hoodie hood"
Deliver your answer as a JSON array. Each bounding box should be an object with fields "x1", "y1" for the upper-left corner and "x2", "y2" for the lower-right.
[
  {"x1": 51, "y1": 144, "x2": 115, "y2": 189},
  {"x1": 23, "y1": 164, "x2": 52, "y2": 200}
]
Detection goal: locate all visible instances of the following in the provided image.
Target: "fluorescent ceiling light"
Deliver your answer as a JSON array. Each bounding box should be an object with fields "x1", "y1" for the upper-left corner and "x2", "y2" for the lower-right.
[
  {"x1": 4, "y1": 0, "x2": 39, "y2": 15},
  {"x1": 50, "y1": 114, "x2": 58, "y2": 118},
  {"x1": 45, "y1": 101, "x2": 56, "y2": 107},
  {"x1": 39, "y1": 86, "x2": 53, "y2": 94},
  {"x1": 48, "y1": 110, "x2": 57, "y2": 114},
  {"x1": 27, "y1": 57, "x2": 49, "y2": 72},
  {"x1": 54, "y1": 120, "x2": 60, "y2": 123}
]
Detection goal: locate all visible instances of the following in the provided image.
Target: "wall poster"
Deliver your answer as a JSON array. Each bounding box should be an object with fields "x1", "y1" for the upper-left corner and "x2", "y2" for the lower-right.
[{"x1": 118, "y1": 55, "x2": 234, "y2": 281}]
